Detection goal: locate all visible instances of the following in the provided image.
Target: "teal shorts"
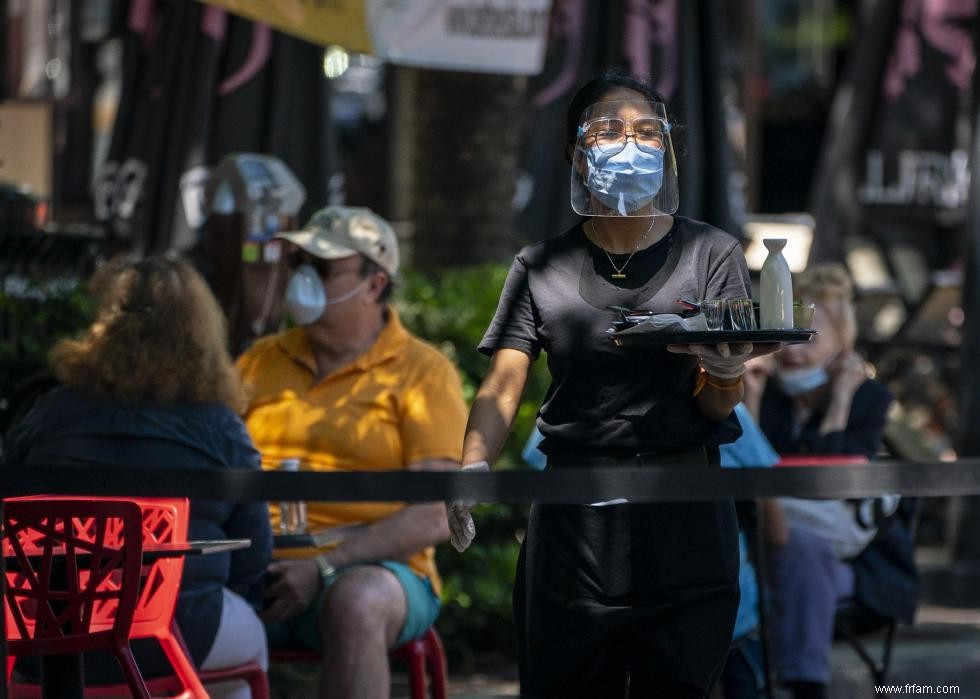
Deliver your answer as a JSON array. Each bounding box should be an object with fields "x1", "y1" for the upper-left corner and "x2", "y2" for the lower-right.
[{"x1": 264, "y1": 560, "x2": 441, "y2": 650}]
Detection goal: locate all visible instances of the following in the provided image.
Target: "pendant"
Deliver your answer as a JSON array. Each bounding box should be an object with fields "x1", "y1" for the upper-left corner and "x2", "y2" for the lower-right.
[{"x1": 611, "y1": 272, "x2": 626, "y2": 280}]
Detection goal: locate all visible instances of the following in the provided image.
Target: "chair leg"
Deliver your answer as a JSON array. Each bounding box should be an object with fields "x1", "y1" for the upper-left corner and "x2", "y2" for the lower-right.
[
  {"x1": 876, "y1": 621, "x2": 898, "y2": 685},
  {"x1": 7, "y1": 655, "x2": 15, "y2": 683},
  {"x1": 242, "y1": 665, "x2": 270, "y2": 699},
  {"x1": 158, "y1": 629, "x2": 211, "y2": 698},
  {"x1": 425, "y1": 644, "x2": 448, "y2": 699},
  {"x1": 112, "y1": 644, "x2": 152, "y2": 699},
  {"x1": 406, "y1": 648, "x2": 427, "y2": 699}
]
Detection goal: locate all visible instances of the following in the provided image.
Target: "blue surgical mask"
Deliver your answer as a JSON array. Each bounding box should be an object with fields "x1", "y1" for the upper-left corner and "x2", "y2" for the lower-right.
[
  {"x1": 585, "y1": 143, "x2": 664, "y2": 215},
  {"x1": 777, "y1": 364, "x2": 829, "y2": 396},
  {"x1": 284, "y1": 263, "x2": 368, "y2": 325}
]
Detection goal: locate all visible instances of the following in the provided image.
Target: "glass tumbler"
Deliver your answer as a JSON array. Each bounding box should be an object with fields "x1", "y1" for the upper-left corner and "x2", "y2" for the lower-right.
[
  {"x1": 728, "y1": 298, "x2": 757, "y2": 331},
  {"x1": 700, "y1": 299, "x2": 724, "y2": 330}
]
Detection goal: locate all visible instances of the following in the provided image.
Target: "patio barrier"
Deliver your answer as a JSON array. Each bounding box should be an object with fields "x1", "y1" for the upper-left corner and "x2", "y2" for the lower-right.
[{"x1": 4, "y1": 460, "x2": 980, "y2": 503}]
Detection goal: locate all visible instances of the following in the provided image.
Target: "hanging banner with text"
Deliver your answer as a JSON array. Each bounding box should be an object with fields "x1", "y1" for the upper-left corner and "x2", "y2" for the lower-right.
[{"x1": 199, "y1": 0, "x2": 553, "y2": 75}]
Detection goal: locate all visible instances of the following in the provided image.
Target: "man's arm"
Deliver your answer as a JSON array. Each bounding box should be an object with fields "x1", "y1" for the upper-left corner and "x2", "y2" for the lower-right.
[
  {"x1": 319, "y1": 458, "x2": 455, "y2": 569},
  {"x1": 261, "y1": 458, "x2": 456, "y2": 623}
]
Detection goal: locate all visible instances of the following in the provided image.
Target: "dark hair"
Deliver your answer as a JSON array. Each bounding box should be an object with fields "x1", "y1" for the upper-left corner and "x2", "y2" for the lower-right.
[
  {"x1": 359, "y1": 255, "x2": 394, "y2": 303},
  {"x1": 564, "y1": 68, "x2": 668, "y2": 151}
]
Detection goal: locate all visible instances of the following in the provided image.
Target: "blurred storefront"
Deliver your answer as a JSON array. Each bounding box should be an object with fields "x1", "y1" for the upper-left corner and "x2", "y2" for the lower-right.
[{"x1": 2, "y1": 0, "x2": 980, "y2": 572}]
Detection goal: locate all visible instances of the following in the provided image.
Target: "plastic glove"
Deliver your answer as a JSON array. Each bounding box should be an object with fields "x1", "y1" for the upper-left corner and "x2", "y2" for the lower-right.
[
  {"x1": 447, "y1": 461, "x2": 489, "y2": 552},
  {"x1": 668, "y1": 342, "x2": 754, "y2": 379}
]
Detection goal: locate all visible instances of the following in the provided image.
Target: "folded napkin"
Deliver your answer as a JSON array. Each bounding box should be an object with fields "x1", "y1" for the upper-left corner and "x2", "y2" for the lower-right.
[{"x1": 637, "y1": 313, "x2": 709, "y2": 332}]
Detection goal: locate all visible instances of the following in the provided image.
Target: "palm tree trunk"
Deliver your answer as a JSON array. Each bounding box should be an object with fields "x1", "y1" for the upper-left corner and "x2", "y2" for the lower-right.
[{"x1": 391, "y1": 67, "x2": 528, "y2": 271}]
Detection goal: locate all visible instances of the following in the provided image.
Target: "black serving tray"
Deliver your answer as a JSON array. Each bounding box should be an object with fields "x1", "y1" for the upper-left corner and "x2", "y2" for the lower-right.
[{"x1": 611, "y1": 328, "x2": 816, "y2": 347}]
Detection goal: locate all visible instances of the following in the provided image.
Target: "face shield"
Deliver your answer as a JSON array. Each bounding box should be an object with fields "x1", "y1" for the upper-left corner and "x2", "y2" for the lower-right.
[{"x1": 570, "y1": 99, "x2": 679, "y2": 217}]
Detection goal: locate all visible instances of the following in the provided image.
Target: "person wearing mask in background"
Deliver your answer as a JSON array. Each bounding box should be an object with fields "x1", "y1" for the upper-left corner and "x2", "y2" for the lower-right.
[
  {"x1": 446, "y1": 69, "x2": 781, "y2": 699},
  {"x1": 6, "y1": 255, "x2": 272, "y2": 699},
  {"x1": 745, "y1": 262, "x2": 912, "y2": 699},
  {"x1": 236, "y1": 206, "x2": 467, "y2": 699}
]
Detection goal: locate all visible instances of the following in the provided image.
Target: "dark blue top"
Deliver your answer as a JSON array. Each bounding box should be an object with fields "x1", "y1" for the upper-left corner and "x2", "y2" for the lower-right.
[{"x1": 4, "y1": 387, "x2": 273, "y2": 675}]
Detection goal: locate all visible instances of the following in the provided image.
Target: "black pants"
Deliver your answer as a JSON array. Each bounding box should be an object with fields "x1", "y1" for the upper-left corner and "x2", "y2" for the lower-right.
[{"x1": 514, "y1": 499, "x2": 739, "y2": 698}]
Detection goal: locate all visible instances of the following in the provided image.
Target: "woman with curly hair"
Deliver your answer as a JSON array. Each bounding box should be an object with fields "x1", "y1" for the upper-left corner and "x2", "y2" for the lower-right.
[{"x1": 5, "y1": 254, "x2": 272, "y2": 699}]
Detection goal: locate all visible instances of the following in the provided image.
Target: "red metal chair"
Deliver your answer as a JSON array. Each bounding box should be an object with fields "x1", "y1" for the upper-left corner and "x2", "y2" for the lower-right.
[
  {"x1": 3, "y1": 498, "x2": 150, "y2": 698},
  {"x1": 270, "y1": 625, "x2": 449, "y2": 699},
  {"x1": 8, "y1": 496, "x2": 268, "y2": 699}
]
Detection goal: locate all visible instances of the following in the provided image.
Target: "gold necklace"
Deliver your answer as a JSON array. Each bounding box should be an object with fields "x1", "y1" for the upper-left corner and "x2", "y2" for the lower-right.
[{"x1": 590, "y1": 217, "x2": 656, "y2": 280}]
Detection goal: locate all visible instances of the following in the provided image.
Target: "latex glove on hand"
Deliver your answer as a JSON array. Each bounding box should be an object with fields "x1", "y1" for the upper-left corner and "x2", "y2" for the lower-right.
[
  {"x1": 668, "y1": 342, "x2": 754, "y2": 379},
  {"x1": 447, "y1": 461, "x2": 490, "y2": 552}
]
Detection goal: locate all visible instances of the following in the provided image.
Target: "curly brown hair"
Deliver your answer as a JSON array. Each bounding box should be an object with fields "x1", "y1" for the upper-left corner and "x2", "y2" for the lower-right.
[{"x1": 50, "y1": 254, "x2": 247, "y2": 411}]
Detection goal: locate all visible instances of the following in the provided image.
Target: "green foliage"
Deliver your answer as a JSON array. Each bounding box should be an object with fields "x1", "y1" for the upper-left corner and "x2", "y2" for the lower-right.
[
  {"x1": 394, "y1": 265, "x2": 547, "y2": 666},
  {"x1": 395, "y1": 265, "x2": 549, "y2": 469},
  {"x1": 0, "y1": 280, "x2": 95, "y2": 362}
]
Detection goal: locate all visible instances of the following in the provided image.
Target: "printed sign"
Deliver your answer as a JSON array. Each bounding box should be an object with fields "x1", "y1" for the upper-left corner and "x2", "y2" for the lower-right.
[{"x1": 201, "y1": 0, "x2": 553, "y2": 75}]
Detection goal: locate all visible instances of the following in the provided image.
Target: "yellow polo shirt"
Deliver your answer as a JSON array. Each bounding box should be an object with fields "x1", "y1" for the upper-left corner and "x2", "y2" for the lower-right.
[{"x1": 236, "y1": 309, "x2": 467, "y2": 593}]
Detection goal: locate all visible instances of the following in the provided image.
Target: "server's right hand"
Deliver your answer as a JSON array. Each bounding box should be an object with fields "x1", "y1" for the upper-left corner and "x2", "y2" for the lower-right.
[{"x1": 447, "y1": 461, "x2": 490, "y2": 552}]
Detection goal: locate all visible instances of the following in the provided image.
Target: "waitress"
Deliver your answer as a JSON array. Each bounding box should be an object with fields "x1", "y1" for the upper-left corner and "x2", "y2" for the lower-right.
[{"x1": 447, "y1": 69, "x2": 779, "y2": 698}]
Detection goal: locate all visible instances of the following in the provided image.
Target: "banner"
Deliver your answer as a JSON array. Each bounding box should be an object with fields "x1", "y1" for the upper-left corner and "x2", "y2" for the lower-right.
[
  {"x1": 200, "y1": 0, "x2": 553, "y2": 75},
  {"x1": 809, "y1": 0, "x2": 977, "y2": 268}
]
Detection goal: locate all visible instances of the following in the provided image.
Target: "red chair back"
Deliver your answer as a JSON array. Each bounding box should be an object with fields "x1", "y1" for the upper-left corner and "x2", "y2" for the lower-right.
[
  {"x1": 99, "y1": 498, "x2": 189, "y2": 639},
  {"x1": 7, "y1": 496, "x2": 267, "y2": 699},
  {"x1": 3, "y1": 498, "x2": 144, "y2": 659}
]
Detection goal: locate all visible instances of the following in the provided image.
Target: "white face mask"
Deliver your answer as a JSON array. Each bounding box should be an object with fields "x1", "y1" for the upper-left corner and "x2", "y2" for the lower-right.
[
  {"x1": 777, "y1": 364, "x2": 829, "y2": 396},
  {"x1": 284, "y1": 263, "x2": 368, "y2": 325}
]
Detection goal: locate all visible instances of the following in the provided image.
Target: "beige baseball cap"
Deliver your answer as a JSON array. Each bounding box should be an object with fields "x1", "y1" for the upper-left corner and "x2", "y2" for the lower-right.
[{"x1": 275, "y1": 206, "x2": 399, "y2": 276}]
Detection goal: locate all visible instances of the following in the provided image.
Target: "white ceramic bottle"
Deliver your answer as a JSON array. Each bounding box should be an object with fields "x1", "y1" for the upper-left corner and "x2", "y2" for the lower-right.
[{"x1": 760, "y1": 238, "x2": 793, "y2": 329}]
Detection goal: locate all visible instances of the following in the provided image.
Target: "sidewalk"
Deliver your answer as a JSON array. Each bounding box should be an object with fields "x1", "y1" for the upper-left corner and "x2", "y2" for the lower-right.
[
  {"x1": 269, "y1": 605, "x2": 980, "y2": 698},
  {"x1": 441, "y1": 604, "x2": 980, "y2": 698},
  {"x1": 821, "y1": 605, "x2": 980, "y2": 699}
]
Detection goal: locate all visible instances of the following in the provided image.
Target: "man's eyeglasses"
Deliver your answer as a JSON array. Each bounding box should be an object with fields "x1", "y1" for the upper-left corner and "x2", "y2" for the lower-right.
[
  {"x1": 287, "y1": 252, "x2": 331, "y2": 277},
  {"x1": 287, "y1": 253, "x2": 365, "y2": 282},
  {"x1": 580, "y1": 117, "x2": 666, "y2": 155}
]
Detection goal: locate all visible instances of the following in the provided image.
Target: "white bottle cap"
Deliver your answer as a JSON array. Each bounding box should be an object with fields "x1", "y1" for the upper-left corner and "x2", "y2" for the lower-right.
[{"x1": 279, "y1": 458, "x2": 301, "y2": 472}]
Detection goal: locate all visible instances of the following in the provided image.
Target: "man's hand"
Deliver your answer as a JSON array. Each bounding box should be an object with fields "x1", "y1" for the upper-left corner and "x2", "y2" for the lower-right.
[
  {"x1": 447, "y1": 461, "x2": 489, "y2": 552},
  {"x1": 261, "y1": 559, "x2": 321, "y2": 623}
]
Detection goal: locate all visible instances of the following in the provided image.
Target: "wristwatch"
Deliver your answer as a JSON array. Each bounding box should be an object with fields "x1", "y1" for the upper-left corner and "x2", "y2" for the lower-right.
[{"x1": 314, "y1": 554, "x2": 337, "y2": 584}]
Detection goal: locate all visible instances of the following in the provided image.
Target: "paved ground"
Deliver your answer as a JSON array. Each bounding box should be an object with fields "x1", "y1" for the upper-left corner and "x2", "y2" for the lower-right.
[{"x1": 269, "y1": 605, "x2": 980, "y2": 698}]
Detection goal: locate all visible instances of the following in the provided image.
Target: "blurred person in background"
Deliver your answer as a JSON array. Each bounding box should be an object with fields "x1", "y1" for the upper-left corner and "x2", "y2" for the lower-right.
[
  {"x1": 745, "y1": 262, "x2": 914, "y2": 699},
  {"x1": 236, "y1": 206, "x2": 467, "y2": 699},
  {"x1": 5, "y1": 254, "x2": 272, "y2": 699}
]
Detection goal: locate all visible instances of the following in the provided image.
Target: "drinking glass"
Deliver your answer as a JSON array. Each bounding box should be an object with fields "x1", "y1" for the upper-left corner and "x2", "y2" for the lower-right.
[
  {"x1": 793, "y1": 303, "x2": 815, "y2": 329},
  {"x1": 700, "y1": 299, "x2": 724, "y2": 331},
  {"x1": 728, "y1": 298, "x2": 757, "y2": 331}
]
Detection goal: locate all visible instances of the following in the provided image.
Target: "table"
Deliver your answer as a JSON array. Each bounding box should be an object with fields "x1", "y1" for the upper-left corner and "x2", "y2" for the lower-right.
[
  {"x1": 4, "y1": 538, "x2": 251, "y2": 699},
  {"x1": 273, "y1": 523, "x2": 365, "y2": 550}
]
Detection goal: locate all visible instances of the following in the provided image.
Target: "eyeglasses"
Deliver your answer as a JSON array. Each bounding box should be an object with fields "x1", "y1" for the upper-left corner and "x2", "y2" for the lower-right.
[{"x1": 580, "y1": 117, "x2": 666, "y2": 155}]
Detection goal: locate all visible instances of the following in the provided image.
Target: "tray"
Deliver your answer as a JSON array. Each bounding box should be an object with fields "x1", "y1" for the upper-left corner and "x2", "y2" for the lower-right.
[{"x1": 611, "y1": 328, "x2": 816, "y2": 347}]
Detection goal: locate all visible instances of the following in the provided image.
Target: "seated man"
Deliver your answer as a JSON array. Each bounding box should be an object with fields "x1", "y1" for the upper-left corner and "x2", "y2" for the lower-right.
[{"x1": 237, "y1": 206, "x2": 467, "y2": 699}]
